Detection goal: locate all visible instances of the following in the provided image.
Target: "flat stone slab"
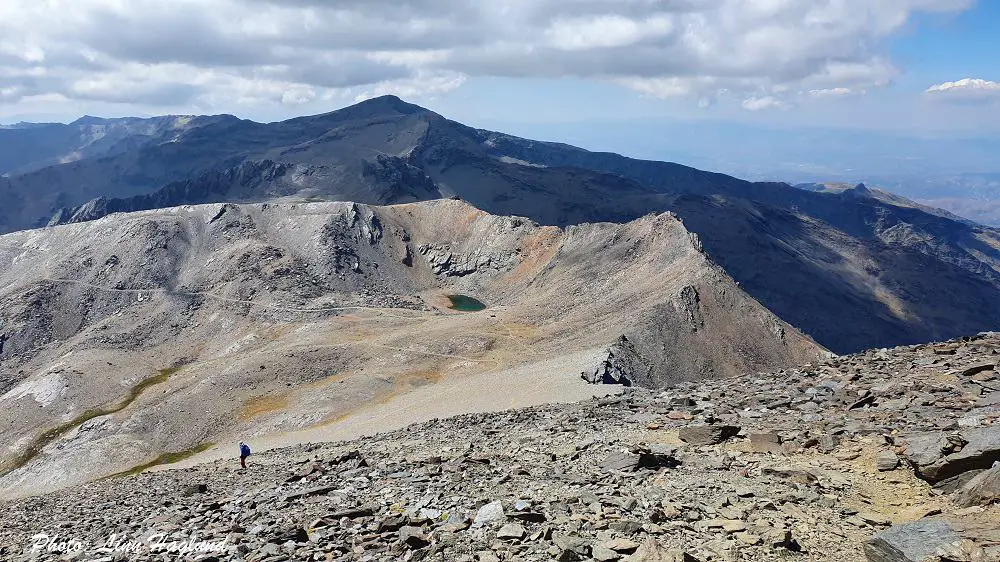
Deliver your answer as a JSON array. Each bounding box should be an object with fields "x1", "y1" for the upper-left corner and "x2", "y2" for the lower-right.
[
  {"x1": 678, "y1": 424, "x2": 740, "y2": 446},
  {"x1": 864, "y1": 519, "x2": 962, "y2": 562}
]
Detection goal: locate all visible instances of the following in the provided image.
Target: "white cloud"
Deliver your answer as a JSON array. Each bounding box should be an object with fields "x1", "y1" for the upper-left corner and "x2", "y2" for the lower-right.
[
  {"x1": 545, "y1": 14, "x2": 674, "y2": 51},
  {"x1": 618, "y1": 76, "x2": 719, "y2": 99},
  {"x1": 742, "y1": 96, "x2": 786, "y2": 111},
  {"x1": 926, "y1": 78, "x2": 1000, "y2": 103},
  {"x1": 0, "y1": 0, "x2": 975, "y2": 112},
  {"x1": 809, "y1": 87, "x2": 855, "y2": 97}
]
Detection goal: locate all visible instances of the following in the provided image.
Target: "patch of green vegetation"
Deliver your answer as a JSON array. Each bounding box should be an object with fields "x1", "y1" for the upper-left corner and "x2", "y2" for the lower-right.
[
  {"x1": 103, "y1": 442, "x2": 216, "y2": 480},
  {"x1": 0, "y1": 365, "x2": 185, "y2": 477},
  {"x1": 447, "y1": 294, "x2": 487, "y2": 312}
]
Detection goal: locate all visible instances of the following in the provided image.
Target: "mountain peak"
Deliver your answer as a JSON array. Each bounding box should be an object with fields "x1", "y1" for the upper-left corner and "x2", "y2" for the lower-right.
[
  {"x1": 71, "y1": 115, "x2": 110, "y2": 126},
  {"x1": 841, "y1": 182, "x2": 873, "y2": 199},
  {"x1": 356, "y1": 94, "x2": 425, "y2": 113},
  {"x1": 329, "y1": 95, "x2": 432, "y2": 120}
]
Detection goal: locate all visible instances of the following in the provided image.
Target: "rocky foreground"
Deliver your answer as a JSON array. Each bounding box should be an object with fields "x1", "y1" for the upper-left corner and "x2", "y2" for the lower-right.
[{"x1": 2, "y1": 334, "x2": 999, "y2": 561}]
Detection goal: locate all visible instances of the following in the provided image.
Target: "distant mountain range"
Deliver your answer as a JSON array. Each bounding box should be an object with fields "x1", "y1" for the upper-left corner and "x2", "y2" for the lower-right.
[
  {"x1": 519, "y1": 119, "x2": 1000, "y2": 227},
  {"x1": 2, "y1": 95, "x2": 999, "y2": 354}
]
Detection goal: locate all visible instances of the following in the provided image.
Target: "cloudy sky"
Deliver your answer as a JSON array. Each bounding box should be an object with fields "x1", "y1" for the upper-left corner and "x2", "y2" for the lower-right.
[{"x1": 1, "y1": 0, "x2": 998, "y2": 186}]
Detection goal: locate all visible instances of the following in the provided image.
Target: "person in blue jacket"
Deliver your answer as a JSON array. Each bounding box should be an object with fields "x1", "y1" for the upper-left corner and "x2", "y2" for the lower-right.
[{"x1": 239, "y1": 441, "x2": 251, "y2": 469}]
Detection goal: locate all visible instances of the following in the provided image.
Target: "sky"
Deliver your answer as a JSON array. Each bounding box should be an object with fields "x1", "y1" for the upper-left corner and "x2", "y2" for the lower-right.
[{"x1": 0, "y1": 0, "x2": 998, "y2": 197}]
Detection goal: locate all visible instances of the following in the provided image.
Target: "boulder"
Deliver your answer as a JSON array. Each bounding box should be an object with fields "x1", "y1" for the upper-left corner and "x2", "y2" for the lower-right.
[
  {"x1": 953, "y1": 362, "x2": 996, "y2": 378},
  {"x1": 473, "y1": 501, "x2": 505, "y2": 526},
  {"x1": 399, "y1": 526, "x2": 430, "y2": 549},
  {"x1": 749, "y1": 431, "x2": 782, "y2": 453},
  {"x1": 593, "y1": 545, "x2": 622, "y2": 561},
  {"x1": 282, "y1": 484, "x2": 338, "y2": 501},
  {"x1": 603, "y1": 538, "x2": 640, "y2": 553},
  {"x1": 329, "y1": 505, "x2": 374, "y2": 519},
  {"x1": 552, "y1": 533, "x2": 591, "y2": 559},
  {"x1": 863, "y1": 519, "x2": 962, "y2": 562},
  {"x1": 496, "y1": 523, "x2": 526, "y2": 540},
  {"x1": 933, "y1": 470, "x2": 985, "y2": 495},
  {"x1": 603, "y1": 452, "x2": 642, "y2": 472},
  {"x1": 903, "y1": 428, "x2": 1000, "y2": 482},
  {"x1": 678, "y1": 424, "x2": 741, "y2": 446},
  {"x1": 602, "y1": 445, "x2": 679, "y2": 472},
  {"x1": 876, "y1": 451, "x2": 900, "y2": 472},
  {"x1": 953, "y1": 463, "x2": 1000, "y2": 508}
]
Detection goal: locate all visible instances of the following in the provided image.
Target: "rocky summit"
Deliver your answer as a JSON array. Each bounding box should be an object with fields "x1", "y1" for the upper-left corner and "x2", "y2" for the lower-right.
[{"x1": 2, "y1": 333, "x2": 997, "y2": 561}]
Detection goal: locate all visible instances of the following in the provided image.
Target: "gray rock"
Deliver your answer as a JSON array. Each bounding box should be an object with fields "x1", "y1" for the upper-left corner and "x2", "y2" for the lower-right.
[
  {"x1": 399, "y1": 526, "x2": 431, "y2": 549},
  {"x1": 932, "y1": 470, "x2": 985, "y2": 495},
  {"x1": 677, "y1": 424, "x2": 741, "y2": 446},
  {"x1": 496, "y1": 522, "x2": 526, "y2": 540},
  {"x1": 593, "y1": 545, "x2": 622, "y2": 561},
  {"x1": 603, "y1": 452, "x2": 642, "y2": 472},
  {"x1": 953, "y1": 463, "x2": 1000, "y2": 507},
  {"x1": 905, "y1": 427, "x2": 1000, "y2": 482},
  {"x1": 954, "y1": 362, "x2": 997, "y2": 378},
  {"x1": 863, "y1": 519, "x2": 961, "y2": 562},
  {"x1": 749, "y1": 431, "x2": 782, "y2": 453},
  {"x1": 282, "y1": 485, "x2": 338, "y2": 501},
  {"x1": 552, "y1": 533, "x2": 591, "y2": 557},
  {"x1": 876, "y1": 451, "x2": 899, "y2": 472},
  {"x1": 473, "y1": 501, "x2": 505, "y2": 526}
]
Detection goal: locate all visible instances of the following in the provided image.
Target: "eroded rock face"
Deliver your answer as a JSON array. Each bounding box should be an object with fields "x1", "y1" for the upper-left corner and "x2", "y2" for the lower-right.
[{"x1": 416, "y1": 243, "x2": 520, "y2": 277}]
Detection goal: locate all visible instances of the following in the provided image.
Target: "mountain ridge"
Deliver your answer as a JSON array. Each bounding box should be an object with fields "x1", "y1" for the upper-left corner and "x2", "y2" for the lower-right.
[{"x1": 2, "y1": 95, "x2": 999, "y2": 355}]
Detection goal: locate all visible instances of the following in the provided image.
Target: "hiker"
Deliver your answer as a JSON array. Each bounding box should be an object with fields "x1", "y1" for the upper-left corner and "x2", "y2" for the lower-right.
[{"x1": 239, "y1": 441, "x2": 252, "y2": 469}]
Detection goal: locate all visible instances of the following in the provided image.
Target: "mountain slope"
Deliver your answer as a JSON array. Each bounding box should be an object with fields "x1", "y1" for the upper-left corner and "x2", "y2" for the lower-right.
[
  {"x1": 0, "y1": 200, "x2": 820, "y2": 497},
  {"x1": 4, "y1": 96, "x2": 1000, "y2": 353},
  {"x1": 1, "y1": 333, "x2": 997, "y2": 559},
  {"x1": 0, "y1": 115, "x2": 228, "y2": 177}
]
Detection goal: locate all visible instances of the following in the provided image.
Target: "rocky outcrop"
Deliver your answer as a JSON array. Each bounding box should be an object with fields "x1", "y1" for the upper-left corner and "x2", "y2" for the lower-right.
[
  {"x1": 416, "y1": 243, "x2": 518, "y2": 277},
  {"x1": 676, "y1": 286, "x2": 705, "y2": 332},
  {"x1": 582, "y1": 336, "x2": 651, "y2": 386}
]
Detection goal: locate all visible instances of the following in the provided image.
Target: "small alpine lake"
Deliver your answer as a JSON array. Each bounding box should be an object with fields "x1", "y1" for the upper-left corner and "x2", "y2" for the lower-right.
[{"x1": 446, "y1": 294, "x2": 487, "y2": 312}]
